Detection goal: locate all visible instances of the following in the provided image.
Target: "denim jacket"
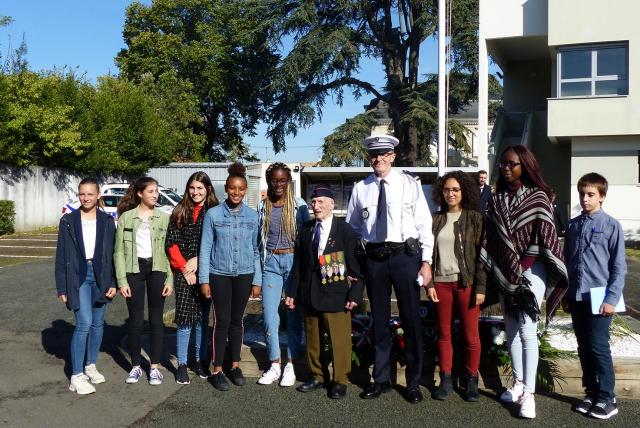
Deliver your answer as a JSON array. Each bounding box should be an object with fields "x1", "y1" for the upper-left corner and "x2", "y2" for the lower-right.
[
  {"x1": 198, "y1": 201, "x2": 262, "y2": 285},
  {"x1": 257, "y1": 196, "x2": 310, "y2": 263},
  {"x1": 565, "y1": 209, "x2": 627, "y2": 305}
]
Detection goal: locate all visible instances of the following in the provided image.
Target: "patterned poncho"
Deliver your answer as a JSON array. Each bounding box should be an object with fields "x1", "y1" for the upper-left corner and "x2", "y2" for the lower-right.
[{"x1": 480, "y1": 185, "x2": 568, "y2": 326}]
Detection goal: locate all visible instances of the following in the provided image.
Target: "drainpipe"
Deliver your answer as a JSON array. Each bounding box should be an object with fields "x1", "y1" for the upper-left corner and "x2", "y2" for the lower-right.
[{"x1": 437, "y1": 0, "x2": 446, "y2": 177}]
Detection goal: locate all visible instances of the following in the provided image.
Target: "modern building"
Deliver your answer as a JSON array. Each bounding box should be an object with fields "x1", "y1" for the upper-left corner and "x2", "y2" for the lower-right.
[{"x1": 479, "y1": 0, "x2": 640, "y2": 240}]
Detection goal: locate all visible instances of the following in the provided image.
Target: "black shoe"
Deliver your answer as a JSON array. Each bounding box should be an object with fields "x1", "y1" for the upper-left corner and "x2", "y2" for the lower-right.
[
  {"x1": 175, "y1": 364, "x2": 190, "y2": 385},
  {"x1": 432, "y1": 372, "x2": 453, "y2": 401},
  {"x1": 193, "y1": 360, "x2": 211, "y2": 379},
  {"x1": 464, "y1": 374, "x2": 480, "y2": 402},
  {"x1": 588, "y1": 399, "x2": 618, "y2": 420},
  {"x1": 330, "y1": 383, "x2": 347, "y2": 399},
  {"x1": 574, "y1": 394, "x2": 596, "y2": 414},
  {"x1": 406, "y1": 386, "x2": 423, "y2": 404},
  {"x1": 360, "y1": 381, "x2": 392, "y2": 399},
  {"x1": 227, "y1": 367, "x2": 246, "y2": 386},
  {"x1": 297, "y1": 379, "x2": 323, "y2": 393},
  {"x1": 209, "y1": 371, "x2": 230, "y2": 391}
]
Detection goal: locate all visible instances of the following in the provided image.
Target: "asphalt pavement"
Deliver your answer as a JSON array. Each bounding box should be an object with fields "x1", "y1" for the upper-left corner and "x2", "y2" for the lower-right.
[{"x1": 1, "y1": 256, "x2": 639, "y2": 427}]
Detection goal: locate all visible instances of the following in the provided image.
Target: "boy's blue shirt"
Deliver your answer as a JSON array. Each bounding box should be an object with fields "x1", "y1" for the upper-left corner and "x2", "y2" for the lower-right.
[{"x1": 564, "y1": 209, "x2": 627, "y2": 306}]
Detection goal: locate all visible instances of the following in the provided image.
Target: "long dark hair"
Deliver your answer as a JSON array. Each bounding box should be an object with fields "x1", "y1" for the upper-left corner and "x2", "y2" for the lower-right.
[
  {"x1": 117, "y1": 177, "x2": 158, "y2": 216},
  {"x1": 496, "y1": 145, "x2": 553, "y2": 198},
  {"x1": 432, "y1": 170, "x2": 479, "y2": 212},
  {"x1": 171, "y1": 171, "x2": 218, "y2": 229}
]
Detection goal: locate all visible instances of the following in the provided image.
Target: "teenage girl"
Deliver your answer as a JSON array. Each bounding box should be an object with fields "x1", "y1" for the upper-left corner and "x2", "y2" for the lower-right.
[
  {"x1": 199, "y1": 163, "x2": 261, "y2": 391},
  {"x1": 55, "y1": 178, "x2": 117, "y2": 395},
  {"x1": 115, "y1": 177, "x2": 173, "y2": 385}
]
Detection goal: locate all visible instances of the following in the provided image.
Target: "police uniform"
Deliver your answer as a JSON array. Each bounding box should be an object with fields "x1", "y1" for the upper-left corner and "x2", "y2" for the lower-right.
[{"x1": 346, "y1": 135, "x2": 434, "y2": 400}]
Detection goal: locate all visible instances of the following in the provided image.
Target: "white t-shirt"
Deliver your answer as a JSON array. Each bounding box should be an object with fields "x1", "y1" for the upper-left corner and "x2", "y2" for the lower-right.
[
  {"x1": 81, "y1": 218, "x2": 97, "y2": 260},
  {"x1": 136, "y1": 218, "x2": 153, "y2": 258}
]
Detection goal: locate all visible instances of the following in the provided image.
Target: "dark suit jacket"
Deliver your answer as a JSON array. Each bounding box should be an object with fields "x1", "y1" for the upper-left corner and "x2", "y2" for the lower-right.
[
  {"x1": 288, "y1": 217, "x2": 364, "y2": 313},
  {"x1": 479, "y1": 185, "x2": 492, "y2": 213},
  {"x1": 55, "y1": 209, "x2": 116, "y2": 311}
]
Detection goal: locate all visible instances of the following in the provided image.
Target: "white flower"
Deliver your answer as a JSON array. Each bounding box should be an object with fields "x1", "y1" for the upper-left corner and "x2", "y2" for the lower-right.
[{"x1": 493, "y1": 330, "x2": 507, "y2": 346}]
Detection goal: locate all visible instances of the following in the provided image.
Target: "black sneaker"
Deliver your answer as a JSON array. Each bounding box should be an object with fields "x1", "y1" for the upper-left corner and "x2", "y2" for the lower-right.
[
  {"x1": 210, "y1": 371, "x2": 230, "y2": 391},
  {"x1": 574, "y1": 394, "x2": 596, "y2": 414},
  {"x1": 175, "y1": 364, "x2": 190, "y2": 385},
  {"x1": 193, "y1": 360, "x2": 211, "y2": 379},
  {"x1": 589, "y1": 399, "x2": 618, "y2": 419},
  {"x1": 227, "y1": 367, "x2": 246, "y2": 386}
]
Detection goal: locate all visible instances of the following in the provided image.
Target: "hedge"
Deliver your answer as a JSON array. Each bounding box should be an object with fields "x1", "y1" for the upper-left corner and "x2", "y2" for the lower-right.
[{"x1": 0, "y1": 200, "x2": 15, "y2": 235}]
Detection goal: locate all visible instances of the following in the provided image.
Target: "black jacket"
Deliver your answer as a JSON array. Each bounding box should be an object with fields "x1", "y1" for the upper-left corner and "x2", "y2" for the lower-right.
[
  {"x1": 479, "y1": 185, "x2": 492, "y2": 213},
  {"x1": 55, "y1": 209, "x2": 116, "y2": 311},
  {"x1": 288, "y1": 217, "x2": 364, "y2": 313}
]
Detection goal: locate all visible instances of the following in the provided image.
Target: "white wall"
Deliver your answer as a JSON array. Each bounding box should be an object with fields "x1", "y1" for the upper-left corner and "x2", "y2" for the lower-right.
[{"x1": 481, "y1": 0, "x2": 548, "y2": 40}]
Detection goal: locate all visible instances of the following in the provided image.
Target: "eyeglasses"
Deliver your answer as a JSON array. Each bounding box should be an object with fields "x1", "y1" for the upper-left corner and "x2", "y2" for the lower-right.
[
  {"x1": 369, "y1": 151, "x2": 394, "y2": 160},
  {"x1": 442, "y1": 187, "x2": 461, "y2": 194},
  {"x1": 269, "y1": 179, "x2": 289, "y2": 185},
  {"x1": 498, "y1": 161, "x2": 521, "y2": 170}
]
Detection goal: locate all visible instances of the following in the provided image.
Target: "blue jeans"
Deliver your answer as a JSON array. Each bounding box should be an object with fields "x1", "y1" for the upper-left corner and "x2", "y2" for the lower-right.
[
  {"x1": 262, "y1": 252, "x2": 304, "y2": 361},
  {"x1": 500, "y1": 260, "x2": 546, "y2": 393},
  {"x1": 570, "y1": 299, "x2": 615, "y2": 402},
  {"x1": 176, "y1": 299, "x2": 211, "y2": 365},
  {"x1": 71, "y1": 262, "x2": 106, "y2": 375}
]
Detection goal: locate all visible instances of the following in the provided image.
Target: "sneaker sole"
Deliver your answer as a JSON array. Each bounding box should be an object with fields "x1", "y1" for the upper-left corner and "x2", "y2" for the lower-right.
[
  {"x1": 69, "y1": 385, "x2": 96, "y2": 395},
  {"x1": 589, "y1": 408, "x2": 618, "y2": 419},
  {"x1": 88, "y1": 378, "x2": 106, "y2": 385},
  {"x1": 176, "y1": 380, "x2": 191, "y2": 385},
  {"x1": 280, "y1": 379, "x2": 296, "y2": 387},
  {"x1": 574, "y1": 406, "x2": 591, "y2": 414},
  {"x1": 125, "y1": 379, "x2": 140, "y2": 384},
  {"x1": 257, "y1": 378, "x2": 279, "y2": 385}
]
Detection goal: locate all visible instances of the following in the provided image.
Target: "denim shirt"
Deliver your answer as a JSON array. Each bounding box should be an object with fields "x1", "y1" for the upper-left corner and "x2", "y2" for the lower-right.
[
  {"x1": 564, "y1": 209, "x2": 627, "y2": 305},
  {"x1": 198, "y1": 201, "x2": 262, "y2": 285},
  {"x1": 257, "y1": 196, "x2": 310, "y2": 263}
]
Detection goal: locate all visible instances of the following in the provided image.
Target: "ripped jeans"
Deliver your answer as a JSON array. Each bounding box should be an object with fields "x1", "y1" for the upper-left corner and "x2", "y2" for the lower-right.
[{"x1": 261, "y1": 252, "x2": 304, "y2": 362}]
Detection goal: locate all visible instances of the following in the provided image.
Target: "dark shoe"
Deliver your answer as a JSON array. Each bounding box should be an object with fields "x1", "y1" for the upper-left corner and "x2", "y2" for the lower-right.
[
  {"x1": 406, "y1": 386, "x2": 423, "y2": 404},
  {"x1": 297, "y1": 379, "x2": 323, "y2": 393},
  {"x1": 464, "y1": 374, "x2": 480, "y2": 402},
  {"x1": 227, "y1": 367, "x2": 245, "y2": 386},
  {"x1": 432, "y1": 372, "x2": 453, "y2": 401},
  {"x1": 574, "y1": 394, "x2": 596, "y2": 414},
  {"x1": 209, "y1": 371, "x2": 230, "y2": 391},
  {"x1": 330, "y1": 383, "x2": 347, "y2": 399},
  {"x1": 589, "y1": 399, "x2": 618, "y2": 420},
  {"x1": 175, "y1": 364, "x2": 190, "y2": 385},
  {"x1": 193, "y1": 360, "x2": 211, "y2": 379},
  {"x1": 360, "y1": 381, "x2": 392, "y2": 399}
]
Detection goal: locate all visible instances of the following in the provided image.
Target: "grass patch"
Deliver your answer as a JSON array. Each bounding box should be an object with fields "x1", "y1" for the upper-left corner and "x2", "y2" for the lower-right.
[
  {"x1": 627, "y1": 248, "x2": 640, "y2": 261},
  {"x1": 4, "y1": 226, "x2": 58, "y2": 237}
]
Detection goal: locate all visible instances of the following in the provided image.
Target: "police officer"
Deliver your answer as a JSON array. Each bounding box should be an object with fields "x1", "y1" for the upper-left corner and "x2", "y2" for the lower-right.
[{"x1": 346, "y1": 135, "x2": 434, "y2": 404}]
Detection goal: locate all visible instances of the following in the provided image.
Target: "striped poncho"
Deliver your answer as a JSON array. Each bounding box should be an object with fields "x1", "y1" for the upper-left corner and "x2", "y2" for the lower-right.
[{"x1": 480, "y1": 185, "x2": 568, "y2": 325}]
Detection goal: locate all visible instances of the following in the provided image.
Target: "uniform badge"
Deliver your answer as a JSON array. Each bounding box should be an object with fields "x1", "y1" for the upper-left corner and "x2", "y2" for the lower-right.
[
  {"x1": 325, "y1": 253, "x2": 332, "y2": 283},
  {"x1": 362, "y1": 208, "x2": 369, "y2": 219}
]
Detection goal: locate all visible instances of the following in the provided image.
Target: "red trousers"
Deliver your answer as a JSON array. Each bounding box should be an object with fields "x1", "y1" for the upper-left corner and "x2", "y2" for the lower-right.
[{"x1": 434, "y1": 281, "x2": 481, "y2": 375}]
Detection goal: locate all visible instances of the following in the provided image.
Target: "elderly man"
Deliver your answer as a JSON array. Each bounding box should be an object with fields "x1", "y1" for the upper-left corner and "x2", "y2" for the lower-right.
[
  {"x1": 346, "y1": 135, "x2": 434, "y2": 404},
  {"x1": 286, "y1": 186, "x2": 364, "y2": 399}
]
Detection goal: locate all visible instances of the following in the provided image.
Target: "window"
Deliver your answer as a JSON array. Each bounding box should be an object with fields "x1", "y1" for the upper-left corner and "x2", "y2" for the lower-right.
[{"x1": 558, "y1": 43, "x2": 628, "y2": 97}]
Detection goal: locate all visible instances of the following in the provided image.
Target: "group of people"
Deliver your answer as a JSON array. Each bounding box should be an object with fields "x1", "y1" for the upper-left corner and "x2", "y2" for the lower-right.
[{"x1": 55, "y1": 135, "x2": 627, "y2": 421}]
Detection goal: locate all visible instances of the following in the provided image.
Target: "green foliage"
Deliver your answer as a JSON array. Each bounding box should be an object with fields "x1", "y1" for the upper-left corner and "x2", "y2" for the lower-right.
[
  {"x1": 320, "y1": 113, "x2": 375, "y2": 166},
  {"x1": 116, "y1": 0, "x2": 275, "y2": 161},
  {"x1": 0, "y1": 200, "x2": 15, "y2": 235},
  {"x1": 536, "y1": 332, "x2": 577, "y2": 393}
]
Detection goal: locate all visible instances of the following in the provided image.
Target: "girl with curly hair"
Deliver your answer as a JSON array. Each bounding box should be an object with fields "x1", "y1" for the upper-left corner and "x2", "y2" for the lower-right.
[
  {"x1": 428, "y1": 171, "x2": 486, "y2": 402},
  {"x1": 256, "y1": 162, "x2": 310, "y2": 387}
]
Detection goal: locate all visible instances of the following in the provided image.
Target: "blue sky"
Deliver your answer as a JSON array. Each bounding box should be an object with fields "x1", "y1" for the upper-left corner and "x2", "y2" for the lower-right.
[{"x1": 2, "y1": 1, "x2": 444, "y2": 162}]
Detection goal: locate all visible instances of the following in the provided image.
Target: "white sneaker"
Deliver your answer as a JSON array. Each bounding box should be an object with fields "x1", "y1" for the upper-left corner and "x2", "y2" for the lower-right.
[
  {"x1": 279, "y1": 363, "x2": 296, "y2": 387},
  {"x1": 257, "y1": 364, "x2": 281, "y2": 385},
  {"x1": 500, "y1": 380, "x2": 524, "y2": 403},
  {"x1": 84, "y1": 364, "x2": 106, "y2": 384},
  {"x1": 519, "y1": 392, "x2": 536, "y2": 419},
  {"x1": 69, "y1": 373, "x2": 96, "y2": 395},
  {"x1": 149, "y1": 367, "x2": 163, "y2": 386}
]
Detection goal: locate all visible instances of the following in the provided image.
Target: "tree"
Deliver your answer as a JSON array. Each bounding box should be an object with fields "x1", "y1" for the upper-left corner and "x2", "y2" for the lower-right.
[
  {"x1": 116, "y1": 0, "x2": 277, "y2": 161},
  {"x1": 263, "y1": 0, "x2": 481, "y2": 166},
  {"x1": 319, "y1": 113, "x2": 376, "y2": 166}
]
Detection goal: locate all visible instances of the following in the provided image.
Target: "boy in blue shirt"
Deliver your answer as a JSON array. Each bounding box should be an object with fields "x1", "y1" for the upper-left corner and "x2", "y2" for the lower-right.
[{"x1": 564, "y1": 172, "x2": 627, "y2": 420}]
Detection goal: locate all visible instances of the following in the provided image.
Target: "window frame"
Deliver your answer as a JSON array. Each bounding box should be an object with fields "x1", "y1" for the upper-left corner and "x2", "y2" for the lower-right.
[{"x1": 557, "y1": 42, "x2": 629, "y2": 98}]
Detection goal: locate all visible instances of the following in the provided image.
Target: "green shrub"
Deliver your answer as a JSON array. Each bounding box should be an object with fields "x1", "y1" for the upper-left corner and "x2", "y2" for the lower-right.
[{"x1": 0, "y1": 200, "x2": 15, "y2": 235}]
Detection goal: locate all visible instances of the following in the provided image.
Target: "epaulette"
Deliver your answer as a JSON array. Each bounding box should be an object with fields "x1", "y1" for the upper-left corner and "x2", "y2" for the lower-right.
[{"x1": 402, "y1": 170, "x2": 420, "y2": 181}]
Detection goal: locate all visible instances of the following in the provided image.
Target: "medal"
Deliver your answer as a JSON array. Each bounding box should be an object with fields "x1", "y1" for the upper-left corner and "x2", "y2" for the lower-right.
[
  {"x1": 332, "y1": 252, "x2": 339, "y2": 281},
  {"x1": 325, "y1": 253, "x2": 332, "y2": 283},
  {"x1": 337, "y1": 252, "x2": 345, "y2": 280},
  {"x1": 319, "y1": 255, "x2": 327, "y2": 284}
]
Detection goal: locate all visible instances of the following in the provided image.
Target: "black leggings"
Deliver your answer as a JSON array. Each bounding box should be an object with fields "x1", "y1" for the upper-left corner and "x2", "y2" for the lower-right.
[
  {"x1": 210, "y1": 273, "x2": 252, "y2": 367},
  {"x1": 126, "y1": 259, "x2": 167, "y2": 366}
]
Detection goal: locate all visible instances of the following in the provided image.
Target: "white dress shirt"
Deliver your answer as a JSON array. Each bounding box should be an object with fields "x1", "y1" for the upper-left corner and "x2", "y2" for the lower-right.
[
  {"x1": 314, "y1": 214, "x2": 334, "y2": 256},
  {"x1": 346, "y1": 168, "x2": 434, "y2": 263}
]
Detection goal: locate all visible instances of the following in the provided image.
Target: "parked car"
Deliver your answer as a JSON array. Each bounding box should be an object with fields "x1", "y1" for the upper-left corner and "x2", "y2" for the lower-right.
[{"x1": 61, "y1": 195, "x2": 122, "y2": 222}]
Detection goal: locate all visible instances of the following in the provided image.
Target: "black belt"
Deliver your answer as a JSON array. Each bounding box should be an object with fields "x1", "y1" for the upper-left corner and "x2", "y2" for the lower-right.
[
  {"x1": 138, "y1": 257, "x2": 153, "y2": 264},
  {"x1": 86, "y1": 258, "x2": 93, "y2": 264},
  {"x1": 365, "y1": 242, "x2": 405, "y2": 261}
]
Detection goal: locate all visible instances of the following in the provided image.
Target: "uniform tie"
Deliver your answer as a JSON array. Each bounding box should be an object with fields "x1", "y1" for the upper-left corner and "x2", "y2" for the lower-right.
[
  {"x1": 312, "y1": 221, "x2": 322, "y2": 259},
  {"x1": 376, "y1": 179, "x2": 387, "y2": 241}
]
